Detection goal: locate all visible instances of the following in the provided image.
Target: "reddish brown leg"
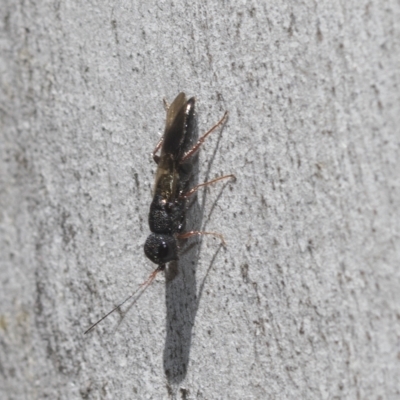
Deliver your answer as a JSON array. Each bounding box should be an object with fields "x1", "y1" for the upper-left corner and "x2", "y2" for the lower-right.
[
  {"x1": 152, "y1": 98, "x2": 170, "y2": 164},
  {"x1": 178, "y1": 231, "x2": 226, "y2": 246},
  {"x1": 163, "y1": 98, "x2": 170, "y2": 111},
  {"x1": 152, "y1": 137, "x2": 164, "y2": 164},
  {"x1": 180, "y1": 111, "x2": 228, "y2": 163},
  {"x1": 180, "y1": 174, "x2": 236, "y2": 199}
]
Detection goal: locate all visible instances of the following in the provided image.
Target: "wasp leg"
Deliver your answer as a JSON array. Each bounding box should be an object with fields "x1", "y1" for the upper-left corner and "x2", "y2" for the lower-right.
[
  {"x1": 163, "y1": 98, "x2": 170, "y2": 111},
  {"x1": 154, "y1": 96, "x2": 198, "y2": 164},
  {"x1": 180, "y1": 174, "x2": 235, "y2": 199},
  {"x1": 178, "y1": 231, "x2": 226, "y2": 246},
  {"x1": 180, "y1": 111, "x2": 228, "y2": 163},
  {"x1": 152, "y1": 98, "x2": 170, "y2": 164},
  {"x1": 152, "y1": 136, "x2": 164, "y2": 164}
]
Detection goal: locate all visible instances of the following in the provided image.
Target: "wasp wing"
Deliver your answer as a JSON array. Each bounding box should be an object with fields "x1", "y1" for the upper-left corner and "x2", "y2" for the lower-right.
[
  {"x1": 162, "y1": 93, "x2": 191, "y2": 159},
  {"x1": 154, "y1": 93, "x2": 196, "y2": 201},
  {"x1": 164, "y1": 92, "x2": 187, "y2": 134}
]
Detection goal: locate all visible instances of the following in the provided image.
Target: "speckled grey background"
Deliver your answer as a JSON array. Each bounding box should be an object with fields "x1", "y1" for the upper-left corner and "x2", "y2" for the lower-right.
[{"x1": 1, "y1": 1, "x2": 400, "y2": 399}]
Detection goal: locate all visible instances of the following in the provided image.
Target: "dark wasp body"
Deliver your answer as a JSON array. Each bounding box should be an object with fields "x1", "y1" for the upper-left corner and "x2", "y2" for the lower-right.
[
  {"x1": 85, "y1": 93, "x2": 234, "y2": 334},
  {"x1": 144, "y1": 93, "x2": 196, "y2": 266}
]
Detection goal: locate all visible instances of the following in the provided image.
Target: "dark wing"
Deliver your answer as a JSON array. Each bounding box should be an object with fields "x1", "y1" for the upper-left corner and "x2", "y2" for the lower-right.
[
  {"x1": 154, "y1": 93, "x2": 196, "y2": 201},
  {"x1": 161, "y1": 93, "x2": 190, "y2": 160},
  {"x1": 164, "y1": 92, "x2": 187, "y2": 134}
]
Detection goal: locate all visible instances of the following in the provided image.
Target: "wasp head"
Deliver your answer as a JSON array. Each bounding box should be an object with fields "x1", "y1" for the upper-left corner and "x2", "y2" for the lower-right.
[{"x1": 144, "y1": 233, "x2": 178, "y2": 265}]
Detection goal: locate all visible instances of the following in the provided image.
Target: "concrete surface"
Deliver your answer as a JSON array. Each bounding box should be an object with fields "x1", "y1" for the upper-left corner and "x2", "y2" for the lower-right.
[{"x1": 1, "y1": 1, "x2": 400, "y2": 399}]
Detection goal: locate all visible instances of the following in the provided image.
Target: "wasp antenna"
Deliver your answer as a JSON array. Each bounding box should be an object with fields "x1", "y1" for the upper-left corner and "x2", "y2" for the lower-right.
[
  {"x1": 84, "y1": 265, "x2": 164, "y2": 335},
  {"x1": 84, "y1": 295, "x2": 134, "y2": 335}
]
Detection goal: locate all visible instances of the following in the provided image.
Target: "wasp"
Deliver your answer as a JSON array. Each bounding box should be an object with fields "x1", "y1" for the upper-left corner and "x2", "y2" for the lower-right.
[{"x1": 85, "y1": 93, "x2": 234, "y2": 334}]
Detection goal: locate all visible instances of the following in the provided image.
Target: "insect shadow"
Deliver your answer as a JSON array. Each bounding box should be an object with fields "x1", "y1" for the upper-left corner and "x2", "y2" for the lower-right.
[{"x1": 162, "y1": 97, "x2": 231, "y2": 385}]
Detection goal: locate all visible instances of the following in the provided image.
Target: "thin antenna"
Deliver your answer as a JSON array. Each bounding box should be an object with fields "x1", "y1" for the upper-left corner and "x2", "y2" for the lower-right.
[{"x1": 84, "y1": 265, "x2": 164, "y2": 335}]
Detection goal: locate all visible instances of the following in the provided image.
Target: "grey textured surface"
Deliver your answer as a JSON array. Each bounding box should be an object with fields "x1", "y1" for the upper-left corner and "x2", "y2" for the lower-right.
[{"x1": 1, "y1": 1, "x2": 400, "y2": 399}]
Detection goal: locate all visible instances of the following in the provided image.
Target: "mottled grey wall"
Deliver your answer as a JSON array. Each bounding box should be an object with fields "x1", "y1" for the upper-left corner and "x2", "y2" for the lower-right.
[{"x1": 1, "y1": 1, "x2": 400, "y2": 399}]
